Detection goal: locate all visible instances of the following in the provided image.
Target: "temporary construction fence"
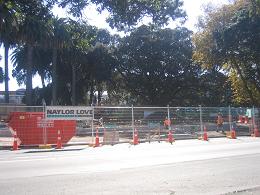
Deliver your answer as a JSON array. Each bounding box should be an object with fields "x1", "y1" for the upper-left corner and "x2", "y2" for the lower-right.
[{"x1": 0, "y1": 105, "x2": 259, "y2": 148}]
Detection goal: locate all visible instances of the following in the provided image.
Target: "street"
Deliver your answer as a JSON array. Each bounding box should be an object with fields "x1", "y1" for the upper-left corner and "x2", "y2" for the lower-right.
[{"x1": 0, "y1": 137, "x2": 260, "y2": 195}]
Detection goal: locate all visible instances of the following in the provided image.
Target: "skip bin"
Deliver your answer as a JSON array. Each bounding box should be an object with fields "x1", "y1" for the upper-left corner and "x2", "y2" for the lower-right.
[{"x1": 8, "y1": 112, "x2": 76, "y2": 145}]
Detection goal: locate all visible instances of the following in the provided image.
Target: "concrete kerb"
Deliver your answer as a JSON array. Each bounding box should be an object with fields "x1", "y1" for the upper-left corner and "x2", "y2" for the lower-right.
[
  {"x1": 0, "y1": 142, "x2": 91, "y2": 151},
  {"x1": 0, "y1": 133, "x2": 254, "y2": 151}
]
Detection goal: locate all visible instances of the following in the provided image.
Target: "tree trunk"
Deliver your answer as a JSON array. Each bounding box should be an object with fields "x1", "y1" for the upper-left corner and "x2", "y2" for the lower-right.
[
  {"x1": 52, "y1": 48, "x2": 57, "y2": 105},
  {"x1": 26, "y1": 45, "x2": 33, "y2": 106},
  {"x1": 72, "y1": 64, "x2": 76, "y2": 106},
  {"x1": 97, "y1": 90, "x2": 102, "y2": 106},
  {"x1": 40, "y1": 73, "x2": 45, "y2": 88},
  {"x1": 4, "y1": 44, "x2": 10, "y2": 103},
  {"x1": 90, "y1": 81, "x2": 94, "y2": 106},
  {"x1": 97, "y1": 83, "x2": 103, "y2": 106}
]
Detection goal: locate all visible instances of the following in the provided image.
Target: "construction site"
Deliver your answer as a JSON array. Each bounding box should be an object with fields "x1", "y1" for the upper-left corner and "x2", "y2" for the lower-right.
[{"x1": 0, "y1": 105, "x2": 259, "y2": 150}]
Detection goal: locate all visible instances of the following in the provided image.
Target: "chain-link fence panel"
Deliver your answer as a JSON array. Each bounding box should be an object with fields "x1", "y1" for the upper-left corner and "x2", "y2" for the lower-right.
[
  {"x1": 134, "y1": 107, "x2": 167, "y2": 143},
  {"x1": 0, "y1": 105, "x2": 256, "y2": 148},
  {"x1": 93, "y1": 107, "x2": 133, "y2": 145},
  {"x1": 231, "y1": 107, "x2": 252, "y2": 135},
  {"x1": 169, "y1": 107, "x2": 201, "y2": 139},
  {"x1": 252, "y1": 107, "x2": 260, "y2": 137},
  {"x1": 201, "y1": 107, "x2": 252, "y2": 137},
  {"x1": 202, "y1": 107, "x2": 229, "y2": 136}
]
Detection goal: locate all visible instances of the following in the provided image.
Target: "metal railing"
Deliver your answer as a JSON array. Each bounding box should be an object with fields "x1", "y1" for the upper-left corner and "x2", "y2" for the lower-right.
[{"x1": 0, "y1": 105, "x2": 257, "y2": 147}]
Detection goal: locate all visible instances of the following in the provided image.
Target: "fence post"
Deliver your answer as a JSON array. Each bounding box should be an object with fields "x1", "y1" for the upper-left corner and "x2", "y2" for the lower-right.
[
  {"x1": 167, "y1": 105, "x2": 171, "y2": 131},
  {"x1": 252, "y1": 106, "x2": 255, "y2": 131},
  {"x1": 229, "y1": 105, "x2": 232, "y2": 131},
  {"x1": 199, "y1": 105, "x2": 203, "y2": 133},
  {"x1": 132, "y1": 105, "x2": 134, "y2": 140},
  {"x1": 42, "y1": 99, "x2": 47, "y2": 145},
  {"x1": 91, "y1": 104, "x2": 94, "y2": 144}
]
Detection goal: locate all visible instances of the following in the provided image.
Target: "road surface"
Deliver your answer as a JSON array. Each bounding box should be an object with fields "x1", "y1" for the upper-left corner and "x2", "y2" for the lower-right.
[{"x1": 0, "y1": 137, "x2": 260, "y2": 195}]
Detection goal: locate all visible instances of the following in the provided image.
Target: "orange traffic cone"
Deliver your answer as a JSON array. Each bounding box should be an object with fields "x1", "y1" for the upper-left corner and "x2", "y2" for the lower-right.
[
  {"x1": 203, "y1": 126, "x2": 208, "y2": 141},
  {"x1": 244, "y1": 116, "x2": 249, "y2": 124},
  {"x1": 13, "y1": 131, "x2": 19, "y2": 151},
  {"x1": 133, "y1": 129, "x2": 139, "y2": 145},
  {"x1": 230, "y1": 128, "x2": 236, "y2": 139},
  {"x1": 56, "y1": 130, "x2": 62, "y2": 149},
  {"x1": 252, "y1": 127, "x2": 260, "y2": 137},
  {"x1": 238, "y1": 115, "x2": 243, "y2": 123},
  {"x1": 94, "y1": 128, "x2": 100, "y2": 147},
  {"x1": 168, "y1": 130, "x2": 174, "y2": 144}
]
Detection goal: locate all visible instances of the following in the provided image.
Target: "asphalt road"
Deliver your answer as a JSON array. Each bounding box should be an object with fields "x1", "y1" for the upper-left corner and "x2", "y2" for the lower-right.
[{"x1": 0, "y1": 137, "x2": 260, "y2": 195}]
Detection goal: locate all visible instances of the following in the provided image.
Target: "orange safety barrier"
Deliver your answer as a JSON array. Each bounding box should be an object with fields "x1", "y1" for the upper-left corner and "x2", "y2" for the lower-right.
[
  {"x1": 203, "y1": 126, "x2": 208, "y2": 141},
  {"x1": 231, "y1": 128, "x2": 236, "y2": 139},
  {"x1": 13, "y1": 131, "x2": 19, "y2": 151},
  {"x1": 252, "y1": 127, "x2": 260, "y2": 137},
  {"x1": 244, "y1": 116, "x2": 249, "y2": 124},
  {"x1": 56, "y1": 130, "x2": 62, "y2": 149},
  {"x1": 133, "y1": 129, "x2": 139, "y2": 145},
  {"x1": 94, "y1": 128, "x2": 100, "y2": 147},
  {"x1": 168, "y1": 130, "x2": 174, "y2": 144},
  {"x1": 238, "y1": 115, "x2": 243, "y2": 123}
]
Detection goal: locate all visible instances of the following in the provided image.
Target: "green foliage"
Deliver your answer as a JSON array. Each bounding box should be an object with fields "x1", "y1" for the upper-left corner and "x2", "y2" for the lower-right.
[
  {"x1": 193, "y1": 0, "x2": 260, "y2": 106},
  {"x1": 49, "y1": 17, "x2": 71, "y2": 49},
  {"x1": 0, "y1": 0, "x2": 19, "y2": 46},
  {"x1": 11, "y1": 45, "x2": 52, "y2": 86},
  {"x1": 1, "y1": 0, "x2": 246, "y2": 107},
  {"x1": 199, "y1": 69, "x2": 232, "y2": 106},
  {"x1": 0, "y1": 0, "x2": 187, "y2": 106},
  {"x1": 18, "y1": 1, "x2": 53, "y2": 47},
  {"x1": 115, "y1": 25, "x2": 201, "y2": 106},
  {"x1": 0, "y1": 0, "x2": 21, "y2": 103},
  {"x1": 57, "y1": 0, "x2": 186, "y2": 30},
  {"x1": 0, "y1": 67, "x2": 3, "y2": 83}
]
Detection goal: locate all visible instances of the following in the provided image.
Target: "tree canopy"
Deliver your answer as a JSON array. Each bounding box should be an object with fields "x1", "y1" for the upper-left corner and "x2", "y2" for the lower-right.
[
  {"x1": 193, "y1": 0, "x2": 260, "y2": 106},
  {"x1": 57, "y1": 0, "x2": 186, "y2": 29},
  {"x1": 0, "y1": 0, "x2": 188, "y2": 105},
  {"x1": 115, "y1": 26, "x2": 198, "y2": 106},
  {"x1": 1, "y1": 0, "x2": 258, "y2": 107}
]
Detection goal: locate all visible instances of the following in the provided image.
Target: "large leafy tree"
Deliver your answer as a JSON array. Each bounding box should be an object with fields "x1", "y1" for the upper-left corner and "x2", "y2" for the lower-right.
[
  {"x1": 66, "y1": 20, "x2": 96, "y2": 105},
  {"x1": 10, "y1": 19, "x2": 115, "y2": 106},
  {"x1": 57, "y1": 0, "x2": 186, "y2": 29},
  {"x1": 84, "y1": 29, "x2": 119, "y2": 105},
  {"x1": 47, "y1": 20, "x2": 96, "y2": 105},
  {"x1": 199, "y1": 68, "x2": 232, "y2": 106},
  {"x1": 193, "y1": 0, "x2": 260, "y2": 106},
  {"x1": 85, "y1": 44, "x2": 117, "y2": 105},
  {"x1": 49, "y1": 17, "x2": 70, "y2": 105},
  {"x1": 115, "y1": 25, "x2": 200, "y2": 106},
  {"x1": 2, "y1": 0, "x2": 187, "y2": 106}
]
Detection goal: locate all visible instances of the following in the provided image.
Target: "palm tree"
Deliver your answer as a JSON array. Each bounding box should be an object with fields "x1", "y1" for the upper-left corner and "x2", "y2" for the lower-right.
[
  {"x1": 0, "y1": 1, "x2": 19, "y2": 103},
  {"x1": 0, "y1": 55, "x2": 3, "y2": 83},
  {"x1": 49, "y1": 17, "x2": 70, "y2": 105},
  {"x1": 11, "y1": 46, "x2": 52, "y2": 89},
  {"x1": 18, "y1": 2, "x2": 52, "y2": 105}
]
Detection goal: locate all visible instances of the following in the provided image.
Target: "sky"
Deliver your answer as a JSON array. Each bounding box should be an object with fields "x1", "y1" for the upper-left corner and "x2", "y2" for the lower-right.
[{"x1": 0, "y1": 0, "x2": 229, "y2": 91}]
